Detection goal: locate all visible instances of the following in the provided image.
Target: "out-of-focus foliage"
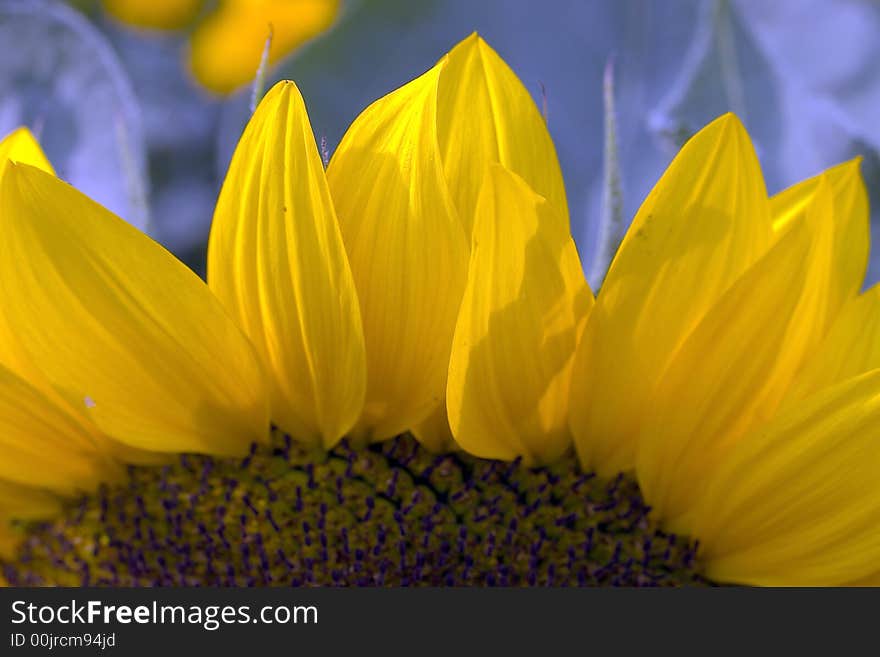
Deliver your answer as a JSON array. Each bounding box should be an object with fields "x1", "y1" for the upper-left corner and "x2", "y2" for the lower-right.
[{"x1": 0, "y1": 0, "x2": 149, "y2": 230}]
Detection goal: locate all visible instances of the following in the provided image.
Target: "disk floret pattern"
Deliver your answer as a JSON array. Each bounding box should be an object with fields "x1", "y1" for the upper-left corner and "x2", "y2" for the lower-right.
[{"x1": 2, "y1": 435, "x2": 704, "y2": 586}]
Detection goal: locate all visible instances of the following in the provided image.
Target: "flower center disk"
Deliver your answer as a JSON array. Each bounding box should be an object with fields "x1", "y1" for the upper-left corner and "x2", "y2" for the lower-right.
[{"x1": 2, "y1": 435, "x2": 706, "y2": 586}]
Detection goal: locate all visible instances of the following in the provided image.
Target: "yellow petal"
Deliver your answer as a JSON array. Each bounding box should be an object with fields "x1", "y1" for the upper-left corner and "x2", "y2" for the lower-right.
[
  {"x1": 0, "y1": 133, "x2": 167, "y2": 470},
  {"x1": 0, "y1": 131, "x2": 164, "y2": 469},
  {"x1": 689, "y1": 369, "x2": 880, "y2": 586},
  {"x1": 447, "y1": 165, "x2": 593, "y2": 466},
  {"x1": 753, "y1": 176, "x2": 838, "y2": 414},
  {"x1": 568, "y1": 113, "x2": 773, "y2": 476},
  {"x1": 0, "y1": 127, "x2": 54, "y2": 176},
  {"x1": 327, "y1": 62, "x2": 469, "y2": 442},
  {"x1": 436, "y1": 33, "x2": 568, "y2": 232},
  {"x1": 409, "y1": 34, "x2": 570, "y2": 447},
  {"x1": 0, "y1": 481, "x2": 63, "y2": 560},
  {"x1": 0, "y1": 482, "x2": 64, "y2": 559},
  {"x1": 410, "y1": 403, "x2": 456, "y2": 453},
  {"x1": 190, "y1": 0, "x2": 340, "y2": 94},
  {"x1": 103, "y1": 0, "x2": 203, "y2": 30},
  {"x1": 771, "y1": 158, "x2": 869, "y2": 324},
  {"x1": 0, "y1": 520, "x2": 21, "y2": 561},
  {"x1": 208, "y1": 81, "x2": 366, "y2": 449},
  {"x1": 636, "y1": 220, "x2": 812, "y2": 525},
  {"x1": 844, "y1": 572, "x2": 880, "y2": 586},
  {"x1": 0, "y1": 363, "x2": 122, "y2": 495},
  {"x1": 638, "y1": 178, "x2": 839, "y2": 526},
  {"x1": 0, "y1": 163, "x2": 269, "y2": 456},
  {"x1": 787, "y1": 284, "x2": 880, "y2": 401},
  {"x1": 0, "y1": 480, "x2": 62, "y2": 521}
]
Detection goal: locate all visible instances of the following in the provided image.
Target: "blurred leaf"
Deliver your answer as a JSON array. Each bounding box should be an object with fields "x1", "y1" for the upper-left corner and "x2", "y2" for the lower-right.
[{"x1": 0, "y1": 0, "x2": 150, "y2": 231}]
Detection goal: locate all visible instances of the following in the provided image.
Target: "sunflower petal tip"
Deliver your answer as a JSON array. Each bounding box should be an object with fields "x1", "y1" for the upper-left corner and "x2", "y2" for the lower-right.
[
  {"x1": 838, "y1": 155, "x2": 865, "y2": 179},
  {"x1": 452, "y1": 31, "x2": 494, "y2": 60},
  {"x1": 717, "y1": 111, "x2": 742, "y2": 125},
  {"x1": 0, "y1": 127, "x2": 55, "y2": 177},
  {"x1": 262, "y1": 79, "x2": 297, "y2": 103},
  {"x1": 211, "y1": 60, "x2": 367, "y2": 450},
  {"x1": 706, "y1": 112, "x2": 748, "y2": 142},
  {"x1": 5, "y1": 126, "x2": 35, "y2": 143}
]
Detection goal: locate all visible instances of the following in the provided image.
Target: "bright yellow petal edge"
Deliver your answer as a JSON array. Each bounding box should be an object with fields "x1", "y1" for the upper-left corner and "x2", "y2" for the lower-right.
[
  {"x1": 0, "y1": 163, "x2": 270, "y2": 457},
  {"x1": 580, "y1": 112, "x2": 876, "y2": 584},
  {"x1": 0, "y1": 126, "x2": 54, "y2": 177},
  {"x1": 0, "y1": 124, "x2": 273, "y2": 556},
  {"x1": 326, "y1": 59, "x2": 469, "y2": 443},
  {"x1": 0, "y1": 128, "x2": 172, "y2": 469},
  {"x1": 770, "y1": 158, "x2": 869, "y2": 328},
  {"x1": 635, "y1": 173, "x2": 856, "y2": 525},
  {"x1": 326, "y1": 33, "x2": 570, "y2": 451},
  {"x1": 209, "y1": 80, "x2": 366, "y2": 450},
  {"x1": 447, "y1": 164, "x2": 592, "y2": 466},
  {"x1": 569, "y1": 113, "x2": 773, "y2": 477},
  {"x1": 0, "y1": 128, "x2": 124, "y2": 555},
  {"x1": 0, "y1": 129, "x2": 174, "y2": 470},
  {"x1": 435, "y1": 33, "x2": 569, "y2": 232},
  {"x1": 414, "y1": 32, "x2": 571, "y2": 450},
  {"x1": 635, "y1": 213, "x2": 815, "y2": 525},
  {"x1": 692, "y1": 369, "x2": 880, "y2": 586}
]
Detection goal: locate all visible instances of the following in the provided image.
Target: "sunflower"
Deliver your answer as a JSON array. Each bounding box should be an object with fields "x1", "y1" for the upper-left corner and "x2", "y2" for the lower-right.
[{"x1": 0, "y1": 34, "x2": 877, "y2": 587}]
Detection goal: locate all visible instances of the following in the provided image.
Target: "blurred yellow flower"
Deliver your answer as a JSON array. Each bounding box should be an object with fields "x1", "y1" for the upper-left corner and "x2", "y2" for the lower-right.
[
  {"x1": 102, "y1": 0, "x2": 201, "y2": 30},
  {"x1": 208, "y1": 34, "x2": 591, "y2": 464},
  {"x1": 102, "y1": 0, "x2": 340, "y2": 93}
]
